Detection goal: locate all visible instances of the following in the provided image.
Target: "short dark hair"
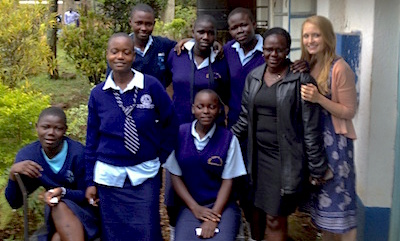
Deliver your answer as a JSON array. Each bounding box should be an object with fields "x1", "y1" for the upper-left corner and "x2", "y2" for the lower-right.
[
  {"x1": 263, "y1": 27, "x2": 292, "y2": 49},
  {"x1": 193, "y1": 14, "x2": 217, "y2": 34},
  {"x1": 107, "y1": 32, "x2": 134, "y2": 50},
  {"x1": 228, "y1": 7, "x2": 255, "y2": 23},
  {"x1": 38, "y1": 107, "x2": 67, "y2": 125},
  {"x1": 194, "y1": 89, "x2": 224, "y2": 107},
  {"x1": 130, "y1": 3, "x2": 155, "y2": 19}
]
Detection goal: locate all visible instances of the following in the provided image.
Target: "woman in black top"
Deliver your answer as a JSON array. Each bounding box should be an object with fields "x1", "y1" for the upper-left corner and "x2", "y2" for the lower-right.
[{"x1": 231, "y1": 27, "x2": 327, "y2": 241}]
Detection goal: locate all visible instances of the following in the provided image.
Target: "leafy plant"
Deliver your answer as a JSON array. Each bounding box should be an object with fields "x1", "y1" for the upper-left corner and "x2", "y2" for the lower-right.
[
  {"x1": 59, "y1": 10, "x2": 112, "y2": 84},
  {"x1": 0, "y1": 0, "x2": 54, "y2": 87},
  {"x1": 153, "y1": 5, "x2": 195, "y2": 40},
  {"x1": 0, "y1": 82, "x2": 50, "y2": 172},
  {"x1": 66, "y1": 104, "x2": 89, "y2": 143}
]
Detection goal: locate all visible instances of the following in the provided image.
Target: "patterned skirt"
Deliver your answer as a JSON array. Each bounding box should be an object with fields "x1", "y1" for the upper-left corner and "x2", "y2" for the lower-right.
[{"x1": 308, "y1": 109, "x2": 357, "y2": 233}]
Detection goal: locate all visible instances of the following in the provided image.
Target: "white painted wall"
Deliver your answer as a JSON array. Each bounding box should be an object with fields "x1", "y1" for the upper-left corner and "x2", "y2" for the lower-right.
[{"x1": 316, "y1": 0, "x2": 400, "y2": 208}]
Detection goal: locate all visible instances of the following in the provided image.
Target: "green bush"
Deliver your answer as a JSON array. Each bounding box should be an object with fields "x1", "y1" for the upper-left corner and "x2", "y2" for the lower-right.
[
  {"x1": 0, "y1": 82, "x2": 50, "y2": 172},
  {"x1": 66, "y1": 104, "x2": 88, "y2": 143},
  {"x1": 0, "y1": 0, "x2": 53, "y2": 88},
  {"x1": 59, "y1": 11, "x2": 113, "y2": 84},
  {"x1": 153, "y1": 5, "x2": 195, "y2": 40}
]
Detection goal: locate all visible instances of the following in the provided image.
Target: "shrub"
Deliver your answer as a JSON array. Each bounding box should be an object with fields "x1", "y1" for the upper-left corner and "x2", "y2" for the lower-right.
[
  {"x1": 59, "y1": 11, "x2": 113, "y2": 84},
  {"x1": 0, "y1": 0, "x2": 53, "y2": 88},
  {"x1": 0, "y1": 82, "x2": 50, "y2": 172},
  {"x1": 153, "y1": 5, "x2": 195, "y2": 40},
  {"x1": 66, "y1": 104, "x2": 88, "y2": 143}
]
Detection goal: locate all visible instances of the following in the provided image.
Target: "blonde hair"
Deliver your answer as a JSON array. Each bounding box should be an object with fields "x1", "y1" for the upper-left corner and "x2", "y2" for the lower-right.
[{"x1": 300, "y1": 15, "x2": 337, "y2": 95}]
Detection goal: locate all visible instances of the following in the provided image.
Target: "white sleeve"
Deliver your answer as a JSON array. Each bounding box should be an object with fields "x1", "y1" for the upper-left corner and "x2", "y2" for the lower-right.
[
  {"x1": 162, "y1": 150, "x2": 182, "y2": 176},
  {"x1": 221, "y1": 135, "x2": 247, "y2": 179}
]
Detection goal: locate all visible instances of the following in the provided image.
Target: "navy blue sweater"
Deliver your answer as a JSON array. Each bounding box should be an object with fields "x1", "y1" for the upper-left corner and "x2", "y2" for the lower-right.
[
  {"x1": 84, "y1": 74, "x2": 179, "y2": 186},
  {"x1": 223, "y1": 40, "x2": 265, "y2": 128},
  {"x1": 106, "y1": 35, "x2": 177, "y2": 88},
  {"x1": 5, "y1": 137, "x2": 87, "y2": 209}
]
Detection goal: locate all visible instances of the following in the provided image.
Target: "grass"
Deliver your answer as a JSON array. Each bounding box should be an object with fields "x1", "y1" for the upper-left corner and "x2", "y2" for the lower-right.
[{"x1": 29, "y1": 48, "x2": 93, "y2": 109}]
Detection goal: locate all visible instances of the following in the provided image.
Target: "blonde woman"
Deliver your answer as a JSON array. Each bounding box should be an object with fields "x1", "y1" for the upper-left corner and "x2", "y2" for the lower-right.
[{"x1": 300, "y1": 15, "x2": 357, "y2": 241}]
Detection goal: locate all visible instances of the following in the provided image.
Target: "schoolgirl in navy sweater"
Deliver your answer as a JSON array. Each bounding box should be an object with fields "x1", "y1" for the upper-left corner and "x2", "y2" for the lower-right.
[
  {"x1": 84, "y1": 33, "x2": 179, "y2": 241},
  {"x1": 5, "y1": 107, "x2": 99, "y2": 241},
  {"x1": 163, "y1": 89, "x2": 246, "y2": 241}
]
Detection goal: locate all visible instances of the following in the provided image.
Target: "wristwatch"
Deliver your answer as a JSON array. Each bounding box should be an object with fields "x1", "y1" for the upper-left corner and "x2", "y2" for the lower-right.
[{"x1": 60, "y1": 187, "x2": 66, "y2": 197}]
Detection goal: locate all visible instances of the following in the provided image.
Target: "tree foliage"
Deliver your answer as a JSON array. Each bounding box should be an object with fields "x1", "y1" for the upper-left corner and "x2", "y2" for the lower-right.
[
  {"x1": 0, "y1": 0, "x2": 54, "y2": 88},
  {"x1": 153, "y1": 5, "x2": 196, "y2": 40},
  {"x1": 59, "y1": 10, "x2": 112, "y2": 84},
  {"x1": 99, "y1": 0, "x2": 168, "y2": 33}
]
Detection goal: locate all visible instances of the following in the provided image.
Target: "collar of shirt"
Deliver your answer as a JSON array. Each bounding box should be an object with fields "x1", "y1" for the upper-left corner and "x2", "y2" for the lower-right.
[
  {"x1": 191, "y1": 120, "x2": 217, "y2": 151},
  {"x1": 184, "y1": 39, "x2": 217, "y2": 69},
  {"x1": 231, "y1": 34, "x2": 263, "y2": 66},
  {"x1": 42, "y1": 140, "x2": 68, "y2": 174},
  {"x1": 103, "y1": 69, "x2": 144, "y2": 93},
  {"x1": 131, "y1": 35, "x2": 153, "y2": 57}
]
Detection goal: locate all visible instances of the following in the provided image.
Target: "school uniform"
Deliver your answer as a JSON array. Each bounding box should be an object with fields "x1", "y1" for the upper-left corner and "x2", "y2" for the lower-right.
[
  {"x1": 167, "y1": 40, "x2": 230, "y2": 124},
  {"x1": 223, "y1": 34, "x2": 264, "y2": 128},
  {"x1": 106, "y1": 35, "x2": 177, "y2": 88},
  {"x1": 5, "y1": 137, "x2": 99, "y2": 241},
  {"x1": 163, "y1": 121, "x2": 247, "y2": 241},
  {"x1": 85, "y1": 69, "x2": 179, "y2": 241}
]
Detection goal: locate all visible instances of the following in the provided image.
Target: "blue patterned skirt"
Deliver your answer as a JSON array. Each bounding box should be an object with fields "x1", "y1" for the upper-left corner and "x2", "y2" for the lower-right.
[{"x1": 309, "y1": 109, "x2": 357, "y2": 233}]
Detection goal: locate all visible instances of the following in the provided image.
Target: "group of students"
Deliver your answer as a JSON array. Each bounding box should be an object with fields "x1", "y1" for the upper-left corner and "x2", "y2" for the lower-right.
[{"x1": 5, "y1": 3, "x2": 358, "y2": 241}]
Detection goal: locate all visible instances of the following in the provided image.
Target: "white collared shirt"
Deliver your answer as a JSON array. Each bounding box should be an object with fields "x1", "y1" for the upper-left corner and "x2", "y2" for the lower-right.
[
  {"x1": 183, "y1": 39, "x2": 217, "y2": 69},
  {"x1": 163, "y1": 120, "x2": 247, "y2": 179},
  {"x1": 231, "y1": 34, "x2": 263, "y2": 66},
  {"x1": 129, "y1": 34, "x2": 154, "y2": 57},
  {"x1": 95, "y1": 69, "x2": 160, "y2": 187}
]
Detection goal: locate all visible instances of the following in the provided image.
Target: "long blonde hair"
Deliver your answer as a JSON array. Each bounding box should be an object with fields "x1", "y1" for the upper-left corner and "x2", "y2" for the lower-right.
[{"x1": 300, "y1": 15, "x2": 337, "y2": 95}]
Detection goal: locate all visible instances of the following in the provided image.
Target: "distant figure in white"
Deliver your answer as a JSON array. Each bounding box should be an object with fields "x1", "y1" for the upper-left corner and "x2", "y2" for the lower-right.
[{"x1": 64, "y1": 8, "x2": 80, "y2": 26}]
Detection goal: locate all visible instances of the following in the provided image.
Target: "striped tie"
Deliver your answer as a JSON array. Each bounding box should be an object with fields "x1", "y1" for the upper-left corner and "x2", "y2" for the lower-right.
[{"x1": 113, "y1": 88, "x2": 140, "y2": 154}]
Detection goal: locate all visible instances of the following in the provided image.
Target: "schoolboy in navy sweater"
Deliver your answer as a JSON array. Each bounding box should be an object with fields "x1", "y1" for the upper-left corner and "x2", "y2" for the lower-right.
[
  {"x1": 106, "y1": 3, "x2": 176, "y2": 88},
  {"x1": 85, "y1": 32, "x2": 178, "y2": 241},
  {"x1": 224, "y1": 8, "x2": 265, "y2": 128}
]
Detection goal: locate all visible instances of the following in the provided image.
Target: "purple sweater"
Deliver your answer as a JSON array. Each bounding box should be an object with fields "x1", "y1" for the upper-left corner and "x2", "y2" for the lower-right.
[
  {"x1": 167, "y1": 49, "x2": 230, "y2": 124},
  {"x1": 223, "y1": 40, "x2": 265, "y2": 128},
  {"x1": 176, "y1": 123, "x2": 233, "y2": 205}
]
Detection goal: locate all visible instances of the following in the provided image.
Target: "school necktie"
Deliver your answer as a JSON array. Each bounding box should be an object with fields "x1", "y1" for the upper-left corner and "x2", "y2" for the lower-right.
[{"x1": 113, "y1": 88, "x2": 140, "y2": 154}]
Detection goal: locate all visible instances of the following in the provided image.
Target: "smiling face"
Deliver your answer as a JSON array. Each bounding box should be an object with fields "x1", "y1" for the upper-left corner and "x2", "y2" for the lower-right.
[
  {"x1": 263, "y1": 34, "x2": 289, "y2": 69},
  {"x1": 36, "y1": 114, "x2": 66, "y2": 154},
  {"x1": 107, "y1": 36, "x2": 135, "y2": 73},
  {"x1": 193, "y1": 20, "x2": 216, "y2": 53},
  {"x1": 228, "y1": 12, "x2": 256, "y2": 46},
  {"x1": 192, "y1": 91, "x2": 220, "y2": 129},
  {"x1": 302, "y1": 22, "x2": 324, "y2": 55},
  {"x1": 129, "y1": 10, "x2": 155, "y2": 42}
]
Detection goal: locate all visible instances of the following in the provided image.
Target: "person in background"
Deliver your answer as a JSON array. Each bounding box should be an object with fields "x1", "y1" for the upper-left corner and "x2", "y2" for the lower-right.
[
  {"x1": 64, "y1": 8, "x2": 80, "y2": 26},
  {"x1": 84, "y1": 32, "x2": 179, "y2": 241},
  {"x1": 164, "y1": 89, "x2": 246, "y2": 241},
  {"x1": 231, "y1": 27, "x2": 327, "y2": 241},
  {"x1": 300, "y1": 15, "x2": 358, "y2": 241},
  {"x1": 105, "y1": 3, "x2": 176, "y2": 88},
  {"x1": 5, "y1": 107, "x2": 99, "y2": 241}
]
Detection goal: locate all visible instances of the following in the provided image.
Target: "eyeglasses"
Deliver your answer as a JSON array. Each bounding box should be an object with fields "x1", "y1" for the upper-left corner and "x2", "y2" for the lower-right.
[{"x1": 263, "y1": 47, "x2": 288, "y2": 54}]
